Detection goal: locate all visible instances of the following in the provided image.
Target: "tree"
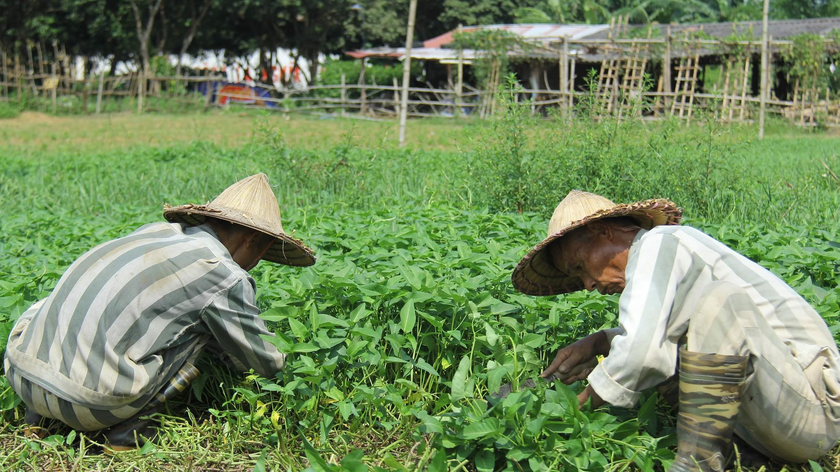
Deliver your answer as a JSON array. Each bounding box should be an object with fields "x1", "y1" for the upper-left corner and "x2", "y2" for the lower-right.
[
  {"x1": 129, "y1": 0, "x2": 164, "y2": 77},
  {"x1": 774, "y1": 0, "x2": 840, "y2": 19},
  {"x1": 166, "y1": 0, "x2": 213, "y2": 77}
]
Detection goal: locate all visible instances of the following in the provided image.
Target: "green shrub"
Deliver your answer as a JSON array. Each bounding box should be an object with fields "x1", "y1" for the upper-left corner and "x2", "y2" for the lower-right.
[{"x1": 0, "y1": 101, "x2": 21, "y2": 119}]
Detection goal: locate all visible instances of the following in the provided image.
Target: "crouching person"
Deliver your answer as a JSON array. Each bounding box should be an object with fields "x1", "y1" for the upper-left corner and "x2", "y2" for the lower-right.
[
  {"x1": 4, "y1": 173, "x2": 315, "y2": 450},
  {"x1": 511, "y1": 190, "x2": 840, "y2": 470}
]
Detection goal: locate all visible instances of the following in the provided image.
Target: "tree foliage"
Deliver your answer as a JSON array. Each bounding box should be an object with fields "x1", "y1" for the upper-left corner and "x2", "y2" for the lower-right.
[{"x1": 2, "y1": 0, "x2": 840, "y2": 78}]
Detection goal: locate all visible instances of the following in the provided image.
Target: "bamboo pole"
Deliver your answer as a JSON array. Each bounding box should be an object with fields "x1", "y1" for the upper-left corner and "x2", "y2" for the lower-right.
[
  {"x1": 759, "y1": 0, "x2": 769, "y2": 139},
  {"x1": 203, "y1": 72, "x2": 214, "y2": 110},
  {"x1": 340, "y1": 72, "x2": 346, "y2": 117},
  {"x1": 569, "y1": 58, "x2": 576, "y2": 110},
  {"x1": 96, "y1": 71, "x2": 105, "y2": 114},
  {"x1": 36, "y1": 42, "x2": 45, "y2": 75},
  {"x1": 1, "y1": 51, "x2": 7, "y2": 99},
  {"x1": 560, "y1": 38, "x2": 568, "y2": 117},
  {"x1": 81, "y1": 57, "x2": 89, "y2": 113},
  {"x1": 15, "y1": 54, "x2": 22, "y2": 104},
  {"x1": 51, "y1": 63, "x2": 57, "y2": 113},
  {"x1": 137, "y1": 70, "x2": 144, "y2": 114},
  {"x1": 359, "y1": 60, "x2": 366, "y2": 114},
  {"x1": 664, "y1": 26, "x2": 672, "y2": 108},
  {"x1": 392, "y1": 77, "x2": 399, "y2": 115},
  {"x1": 456, "y1": 24, "x2": 464, "y2": 117},
  {"x1": 26, "y1": 43, "x2": 38, "y2": 97},
  {"x1": 398, "y1": 0, "x2": 418, "y2": 147}
]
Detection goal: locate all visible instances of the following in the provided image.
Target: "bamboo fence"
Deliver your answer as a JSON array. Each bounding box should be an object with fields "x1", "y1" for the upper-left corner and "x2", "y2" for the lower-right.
[{"x1": 3, "y1": 35, "x2": 840, "y2": 126}]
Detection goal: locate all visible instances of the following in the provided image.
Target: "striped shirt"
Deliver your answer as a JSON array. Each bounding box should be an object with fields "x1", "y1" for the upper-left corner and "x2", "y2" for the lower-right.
[
  {"x1": 587, "y1": 225, "x2": 840, "y2": 409},
  {"x1": 4, "y1": 222, "x2": 285, "y2": 409}
]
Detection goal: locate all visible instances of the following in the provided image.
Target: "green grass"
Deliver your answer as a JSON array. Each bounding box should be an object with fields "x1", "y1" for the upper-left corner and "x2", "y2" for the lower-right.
[{"x1": 1, "y1": 110, "x2": 840, "y2": 470}]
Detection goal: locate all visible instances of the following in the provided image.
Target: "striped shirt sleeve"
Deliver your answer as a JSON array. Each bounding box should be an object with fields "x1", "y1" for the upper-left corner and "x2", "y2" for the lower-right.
[
  {"x1": 587, "y1": 231, "x2": 690, "y2": 408},
  {"x1": 201, "y1": 277, "x2": 286, "y2": 377}
]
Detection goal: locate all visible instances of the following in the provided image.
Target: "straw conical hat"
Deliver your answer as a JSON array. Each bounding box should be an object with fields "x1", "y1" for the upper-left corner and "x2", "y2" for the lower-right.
[
  {"x1": 163, "y1": 173, "x2": 315, "y2": 266},
  {"x1": 511, "y1": 190, "x2": 681, "y2": 296}
]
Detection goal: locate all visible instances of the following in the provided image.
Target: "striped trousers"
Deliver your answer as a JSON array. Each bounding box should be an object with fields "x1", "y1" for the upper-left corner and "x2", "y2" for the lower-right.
[
  {"x1": 5, "y1": 299, "x2": 207, "y2": 432},
  {"x1": 685, "y1": 281, "x2": 840, "y2": 463}
]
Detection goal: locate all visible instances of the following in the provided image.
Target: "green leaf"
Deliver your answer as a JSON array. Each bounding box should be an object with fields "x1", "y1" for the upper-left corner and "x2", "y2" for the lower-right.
[
  {"x1": 486, "y1": 364, "x2": 512, "y2": 395},
  {"x1": 340, "y1": 449, "x2": 368, "y2": 472},
  {"x1": 809, "y1": 460, "x2": 825, "y2": 472},
  {"x1": 397, "y1": 262, "x2": 422, "y2": 290},
  {"x1": 415, "y1": 411, "x2": 443, "y2": 434},
  {"x1": 414, "y1": 358, "x2": 441, "y2": 378},
  {"x1": 259, "y1": 307, "x2": 287, "y2": 322},
  {"x1": 288, "y1": 318, "x2": 308, "y2": 340},
  {"x1": 254, "y1": 448, "x2": 268, "y2": 472},
  {"x1": 302, "y1": 435, "x2": 338, "y2": 472},
  {"x1": 427, "y1": 448, "x2": 447, "y2": 472},
  {"x1": 474, "y1": 449, "x2": 495, "y2": 472},
  {"x1": 483, "y1": 322, "x2": 498, "y2": 346},
  {"x1": 399, "y1": 299, "x2": 416, "y2": 334},
  {"x1": 349, "y1": 303, "x2": 369, "y2": 324},
  {"x1": 451, "y1": 356, "x2": 471, "y2": 402},
  {"x1": 462, "y1": 418, "x2": 502, "y2": 440},
  {"x1": 290, "y1": 342, "x2": 320, "y2": 353}
]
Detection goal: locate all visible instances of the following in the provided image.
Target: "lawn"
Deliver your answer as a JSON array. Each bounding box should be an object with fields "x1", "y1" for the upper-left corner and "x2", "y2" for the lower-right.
[{"x1": 1, "y1": 107, "x2": 840, "y2": 471}]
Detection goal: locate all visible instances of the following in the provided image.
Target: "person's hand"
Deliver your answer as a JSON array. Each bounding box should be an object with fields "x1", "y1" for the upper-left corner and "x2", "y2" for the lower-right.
[
  {"x1": 577, "y1": 384, "x2": 605, "y2": 409},
  {"x1": 540, "y1": 331, "x2": 610, "y2": 384}
]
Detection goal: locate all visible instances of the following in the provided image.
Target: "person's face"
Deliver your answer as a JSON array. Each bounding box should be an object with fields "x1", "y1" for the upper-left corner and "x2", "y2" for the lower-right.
[
  {"x1": 549, "y1": 223, "x2": 631, "y2": 295},
  {"x1": 231, "y1": 232, "x2": 275, "y2": 271}
]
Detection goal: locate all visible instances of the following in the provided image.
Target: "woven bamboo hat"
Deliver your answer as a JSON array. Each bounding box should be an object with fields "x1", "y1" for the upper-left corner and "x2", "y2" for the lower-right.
[
  {"x1": 163, "y1": 173, "x2": 315, "y2": 266},
  {"x1": 511, "y1": 190, "x2": 681, "y2": 296}
]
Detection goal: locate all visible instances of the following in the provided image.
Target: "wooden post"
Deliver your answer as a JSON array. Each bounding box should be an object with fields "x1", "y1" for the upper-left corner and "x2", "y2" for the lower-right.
[
  {"x1": 393, "y1": 77, "x2": 399, "y2": 114},
  {"x1": 759, "y1": 0, "x2": 769, "y2": 139},
  {"x1": 664, "y1": 26, "x2": 672, "y2": 110},
  {"x1": 96, "y1": 71, "x2": 105, "y2": 114},
  {"x1": 15, "y1": 54, "x2": 22, "y2": 104},
  {"x1": 1, "y1": 51, "x2": 7, "y2": 99},
  {"x1": 767, "y1": 35, "x2": 773, "y2": 101},
  {"x1": 569, "y1": 58, "x2": 576, "y2": 110},
  {"x1": 137, "y1": 70, "x2": 144, "y2": 114},
  {"x1": 560, "y1": 38, "x2": 568, "y2": 116},
  {"x1": 36, "y1": 42, "x2": 45, "y2": 75},
  {"x1": 203, "y1": 73, "x2": 214, "y2": 110},
  {"x1": 26, "y1": 43, "x2": 38, "y2": 97},
  {"x1": 398, "y1": 0, "x2": 419, "y2": 147},
  {"x1": 51, "y1": 63, "x2": 57, "y2": 113},
  {"x1": 340, "y1": 72, "x2": 346, "y2": 117},
  {"x1": 359, "y1": 60, "x2": 367, "y2": 115},
  {"x1": 456, "y1": 24, "x2": 464, "y2": 117},
  {"x1": 81, "y1": 57, "x2": 89, "y2": 113}
]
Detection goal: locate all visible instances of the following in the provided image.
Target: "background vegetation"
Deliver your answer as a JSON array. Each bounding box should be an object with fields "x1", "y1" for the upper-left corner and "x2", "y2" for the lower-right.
[
  {"x1": 4, "y1": 0, "x2": 840, "y2": 89},
  {"x1": 1, "y1": 84, "x2": 840, "y2": 469}
]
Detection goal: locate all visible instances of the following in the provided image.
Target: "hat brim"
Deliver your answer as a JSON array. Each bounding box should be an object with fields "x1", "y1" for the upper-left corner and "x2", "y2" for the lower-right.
[
  {"x1": 511, "y1": 199, "x2": 682, "y2": 296},
  {"x1": 163, "y1": 204, "x2": 316, "y2": 267}
]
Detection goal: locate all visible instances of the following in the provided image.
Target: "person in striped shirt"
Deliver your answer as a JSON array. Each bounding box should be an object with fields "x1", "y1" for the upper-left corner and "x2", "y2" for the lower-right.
[
  {"x1": 4, "y1": 173, "x2": 314, "y2": 450},
  {"x1": 512, "y1": 190, "x2": 840, "y2": 470}
]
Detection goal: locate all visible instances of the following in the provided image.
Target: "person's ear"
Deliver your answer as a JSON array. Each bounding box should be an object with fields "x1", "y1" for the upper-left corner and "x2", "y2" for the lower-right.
[
  {"x1": 245, "y1": 231, "x2": 263, "y2": 248},
  {"x1": 586, "y1": 222, "x2": 608, "y2": 237}
]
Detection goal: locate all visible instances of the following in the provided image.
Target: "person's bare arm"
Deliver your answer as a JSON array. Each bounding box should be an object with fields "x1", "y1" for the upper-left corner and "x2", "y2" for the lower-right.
[{"x1": 541, "y1": 330, "x2": 611, "y2": 384}]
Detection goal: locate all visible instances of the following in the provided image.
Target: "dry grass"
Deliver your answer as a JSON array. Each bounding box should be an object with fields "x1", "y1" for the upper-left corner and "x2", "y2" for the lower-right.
[{"x1": 0, "y1": 111, "x2": 469, "y2": 153}]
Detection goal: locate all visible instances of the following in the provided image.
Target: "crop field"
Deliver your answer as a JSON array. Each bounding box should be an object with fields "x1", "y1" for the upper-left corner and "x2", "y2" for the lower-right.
[{"x1": 2, "y1": 104, "x2": 840, "y2": 471}]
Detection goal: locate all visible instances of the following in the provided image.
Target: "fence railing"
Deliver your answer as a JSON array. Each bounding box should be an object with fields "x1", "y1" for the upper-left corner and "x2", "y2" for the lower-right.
[{"x1": 1, "y1": 66, "x2": 839, "y2": 127}]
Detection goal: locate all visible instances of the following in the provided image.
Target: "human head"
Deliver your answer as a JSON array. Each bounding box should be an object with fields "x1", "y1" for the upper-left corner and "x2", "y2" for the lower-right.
[
  {"x1": 207, "y1": 218, "x2": 276, "y2": 271},
  {"x1": 547, "y1": 217, "x2": 641, "y2": 295},
  {"x1": 163, "y1": 173, "x2": 315, "y2": 267},
  {"x1": 511, "y1": 191, "x2": 681, "y2": 296}
]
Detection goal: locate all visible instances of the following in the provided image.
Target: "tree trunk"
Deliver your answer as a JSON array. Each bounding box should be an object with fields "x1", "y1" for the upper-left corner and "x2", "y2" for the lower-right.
[
  {"x1": 175, "y1": 0, "x2": 211, "y2": 80},
  {"x1": 130, "y1": 0, "x2": 165, "y2": 78},
  {"x1": 306, "y1": 52, "x2": 319, "y2": 87}
]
